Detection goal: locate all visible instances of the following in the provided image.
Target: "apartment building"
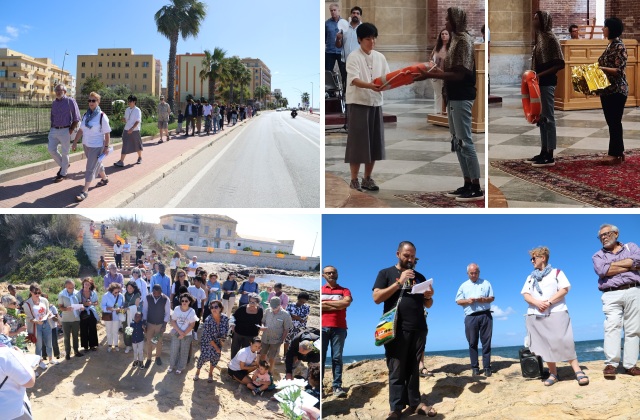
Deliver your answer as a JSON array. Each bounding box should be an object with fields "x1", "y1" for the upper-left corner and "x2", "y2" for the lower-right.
[
  {"x1": 241, "y1": 57, "x2": 271, "y2": 102},
  {"x1": 0, "y1": 48, "x2": 72, "y2": 100},
  {"x1": 76, "y1": 48, "x2": 157, "y2": 96}
]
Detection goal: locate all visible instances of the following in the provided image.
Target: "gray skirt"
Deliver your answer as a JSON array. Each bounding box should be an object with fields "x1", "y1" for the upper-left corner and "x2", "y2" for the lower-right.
[
  {"x1": 526, "y1": 311, "x2": 577, "y2": 362},
  {"x1": 344, "y1": 104, "x2": 385, "y2": 164},
  {"x1": 122, "y1": 130, "x2": 143, "y2": 154},
  {"x1": 84, "y1": 145, "x2": 104, "y2": 183}
]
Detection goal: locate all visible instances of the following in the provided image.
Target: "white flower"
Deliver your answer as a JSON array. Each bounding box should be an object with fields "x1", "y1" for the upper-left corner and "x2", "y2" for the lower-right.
[{"x1": 124, "y1": 327, "x2": 133, "y2": 336}]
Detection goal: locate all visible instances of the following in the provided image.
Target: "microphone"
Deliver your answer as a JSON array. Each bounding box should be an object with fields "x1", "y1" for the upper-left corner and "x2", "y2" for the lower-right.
[{"x1": 406, "y1": 261, "x2": 414, "y2": 270}]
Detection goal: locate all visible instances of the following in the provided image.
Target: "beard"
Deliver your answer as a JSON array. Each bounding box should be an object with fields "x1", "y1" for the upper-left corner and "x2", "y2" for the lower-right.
[
  {"x1": 352, "y1": 16, "x2": 360, "y2": 24},
  {"x1": 399, "y1": 259, "x2": 413, "y2": 269}
]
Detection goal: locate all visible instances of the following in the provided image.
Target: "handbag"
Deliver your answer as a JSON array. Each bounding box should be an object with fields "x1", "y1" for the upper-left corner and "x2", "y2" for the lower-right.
[
  {"x1": 24, "y1": 302, "x2": 38, "y2": 344},
  {"x1": 101, "y1": 312, "x2": 113, "y2": 321},
  {"x1": 374, "y1": 285, "x2": 404, "y2": 347}
]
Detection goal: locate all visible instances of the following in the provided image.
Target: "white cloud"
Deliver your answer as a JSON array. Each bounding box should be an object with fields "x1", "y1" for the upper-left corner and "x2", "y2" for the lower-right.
[
  {"x1": 0, "y1": 35, "x2": 10, "y2": 44},
  {"x1": 6, "y1": 26, "x2": 18, "y2": 38},
  {"x1": 491, "y1": 304, "x2": 515, "y2": 320}
]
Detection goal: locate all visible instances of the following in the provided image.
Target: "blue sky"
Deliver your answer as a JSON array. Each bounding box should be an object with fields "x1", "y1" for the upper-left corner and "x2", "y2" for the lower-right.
[
  {"x1": 0, "y1": 0, "x2": 320, "y2": 108},
  {"x1": 322, "y1": 214, "x2": 640, "y2": 356},
  {"x1": 78, "y1": 211, "x2": 320, "y2": 258}
]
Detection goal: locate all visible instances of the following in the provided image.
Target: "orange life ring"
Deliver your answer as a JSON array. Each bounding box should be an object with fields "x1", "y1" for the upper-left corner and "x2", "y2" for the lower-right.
[
  {"x1": 373, "y1": 63, "x2": 432, "y2": 91},
  {"x1": 521, "y1": 70, "x2": 541, "y2": 124}
]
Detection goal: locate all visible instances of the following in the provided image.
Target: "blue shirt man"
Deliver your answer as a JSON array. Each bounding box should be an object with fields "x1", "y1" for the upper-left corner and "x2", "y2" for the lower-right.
[
  {"x1": 325, "y1": 3, "x2": 348, "y2": 84},
  {"x1": 455, "y1": 263, "x2": 494, "y2": 376},
  {"x1": 150, "y1": 264, "x2": 171, "y2": 297}
]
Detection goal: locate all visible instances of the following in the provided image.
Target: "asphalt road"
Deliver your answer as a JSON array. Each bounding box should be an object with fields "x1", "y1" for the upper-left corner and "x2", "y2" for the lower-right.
[{"x1": 124, "y1": 111, "x2": 320, "y2": 208}]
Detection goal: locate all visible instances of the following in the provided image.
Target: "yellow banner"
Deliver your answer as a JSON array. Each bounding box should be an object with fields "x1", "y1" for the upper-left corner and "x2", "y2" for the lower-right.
[
  {"x1": 230, "y1": 250, "x2": 237, "y2": 254},
  {"x1": 276, "y1": 253, "x2": 285, "y2": 258},
  {"x1": 179, "y1": 245, "x2": 189, "y2": 250},
  {"x1": 252, "y1": 251, "x2": 260, "y2": 256},
  {"x1": 207, "y1": 247, "x2": 214, "y2": 253}
]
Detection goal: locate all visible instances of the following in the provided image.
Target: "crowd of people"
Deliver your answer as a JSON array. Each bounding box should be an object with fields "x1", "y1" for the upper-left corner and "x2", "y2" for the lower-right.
[
  {"x1": 323, "y1": 223, "x2": 640, "y2": 419},
  {"x1": 178, "y1": 99, "x2": 254, "y2": 137},
  {"x1": 1, "y1": 258, "x2": 319, "y2": 418}
]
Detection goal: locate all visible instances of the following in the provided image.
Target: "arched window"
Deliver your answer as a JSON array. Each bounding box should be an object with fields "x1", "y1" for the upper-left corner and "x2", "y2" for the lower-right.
[
  {"x1": 225, "y1": 242, "x2": 230, "y2": 249},
  {"x1": 201, "y1": 239, "x2": 209, "y2": 247}
]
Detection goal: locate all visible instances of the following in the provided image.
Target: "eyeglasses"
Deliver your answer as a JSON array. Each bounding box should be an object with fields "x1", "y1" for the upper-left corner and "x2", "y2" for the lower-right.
[
  {"x1": 178, "y1": 274, "x2": 186, "y2": 277},
  {"x1": 181, "y1": 300, "x2": 190, "y2": 303},
  {"x1": 88, "y1": 99, "x2": 97, "y2": 103},
  {"x1": 598, "y1": 231, "x2": 616, "y2": 240},
  {"x1": 211, "y1": 305, "x2": 220, "y2": 309},
  {"x1": 33, "y1": 291, "x2": 41, "y2": 295},
  {"x1": 249, "y1": 301, "x2": 258, "y2": 305},
  {"x1": 530, "y1": 256, "x2": 544, "y2": 262},
  {"x1": 324, "y1": 271, "x2": 337, "y2": 275}
]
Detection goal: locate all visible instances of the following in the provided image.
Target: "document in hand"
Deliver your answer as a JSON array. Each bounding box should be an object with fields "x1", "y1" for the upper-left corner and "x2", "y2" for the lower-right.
[{"x1": 410, "y1": 278, "x2": 433, "y2": 294}]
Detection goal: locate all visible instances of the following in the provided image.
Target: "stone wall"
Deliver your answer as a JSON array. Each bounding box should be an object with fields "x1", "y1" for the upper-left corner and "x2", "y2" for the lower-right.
[
  {"x1": 489, "y1": 0, "x2": 532, "y2": 85},
  {"x1": 607, "y1": 1, "x2": 640, "y2": 40},
  {"x1": 181, "y1": 247, "x2": 320, "y2": 272}
]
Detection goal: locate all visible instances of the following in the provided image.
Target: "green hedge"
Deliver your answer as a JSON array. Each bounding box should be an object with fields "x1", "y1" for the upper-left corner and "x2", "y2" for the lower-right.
[{"x1": 9, "y1": 246, "x2": 80, "y2": 283}]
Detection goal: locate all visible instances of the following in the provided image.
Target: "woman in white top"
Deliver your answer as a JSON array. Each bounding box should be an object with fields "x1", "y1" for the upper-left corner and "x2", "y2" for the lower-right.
[
  {"x1": 72, "y1": 91, "x2": 111, "y2": 202},
  {"x1": 114, "y1": 94, "x2": 143, "y2": 167},
  {"x1": 344, "y1": 22, "x2": 390, "y2": 193},
  {"x1": 168, "y1": 293, "x2": 198, "y2": 374},
  {"x1": 430, "y1": 29, "x2": 449, "y2": 114},
  {"x1": 521, "y1": 246, "x2": 589, "y2": 386},
  {"x1": 170, "y1": 252, "x2": 181, "y2": 282},
  {"x1": 113, "y1": 240, "x2": 124, "y2": 269},
  {"x1": 23, "y1": 283, "x2": 58, "y2": 369}
]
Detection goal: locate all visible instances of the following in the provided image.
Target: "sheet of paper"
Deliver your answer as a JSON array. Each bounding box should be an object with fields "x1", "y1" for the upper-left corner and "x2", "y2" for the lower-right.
[{"x1": 411, "y1": 278, "x2": 433, "y2": 294}]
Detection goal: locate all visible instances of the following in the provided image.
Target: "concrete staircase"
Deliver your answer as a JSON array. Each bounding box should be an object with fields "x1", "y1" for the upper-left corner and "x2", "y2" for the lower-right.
[{"x1": 78, "y1": 218, "x2": 137, "y2": 277}]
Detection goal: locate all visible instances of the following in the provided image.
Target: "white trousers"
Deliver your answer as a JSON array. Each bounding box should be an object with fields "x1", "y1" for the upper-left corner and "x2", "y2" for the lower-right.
[
  {"x1": 222, "y1": 296, "x2": 236, "y2": 318},
  {"x1": 602, "y1": 286, "x2": 640, "y2": 368},
  {"x1": 133, "y1": 341, "x2": 144, "y2": 361},
  {"x1": 105, "y1": 320, "x2": 120, "y2": 347}
]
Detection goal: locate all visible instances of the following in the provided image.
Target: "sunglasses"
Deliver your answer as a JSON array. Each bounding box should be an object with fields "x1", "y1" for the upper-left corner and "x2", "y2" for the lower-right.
[
  {"x1": 33, "y1": 291, "x2": 41, "y2": 295},
  {"x1": 181, "y1": 300, "x2": 190, "y2": 303},
  {"x1": 88, "y1": 99, "x2": 98, "y2": 103},
  {"x1": 178, "y1": 274, "x2": 186, "y2": 277},
  {"x1": 211, "y1": 305, "x2": 220, "y2": 309}
]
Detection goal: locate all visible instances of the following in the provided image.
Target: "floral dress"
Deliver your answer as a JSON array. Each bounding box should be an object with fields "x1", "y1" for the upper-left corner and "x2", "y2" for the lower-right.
[
  {"x1": 285, "y1": 302, "x2": 310, "y2": 342},
  {"x1": 598, "y1": 38, "x2": 628, "y2": 96},
  {"x1": 197, "y1": 313, "x2": 229, "y2": 368}
]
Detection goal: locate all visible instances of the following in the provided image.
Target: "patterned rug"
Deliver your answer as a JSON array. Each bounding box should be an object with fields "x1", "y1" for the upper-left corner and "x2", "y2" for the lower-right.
[
  {"x1": 395, "y1": 192, "x2": 485, "y2": 208},
  {"x1": 490, "y1": 149, "x2": 640, "y2": 207}
]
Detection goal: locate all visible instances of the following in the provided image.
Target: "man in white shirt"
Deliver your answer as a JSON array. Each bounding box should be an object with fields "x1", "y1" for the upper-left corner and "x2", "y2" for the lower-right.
[
  {"x1": 187, "y1": 256, "x2": 199, "y2": 279},
  {"x1": 336, "y1": 6, "x2": 363, "y2": 91}
]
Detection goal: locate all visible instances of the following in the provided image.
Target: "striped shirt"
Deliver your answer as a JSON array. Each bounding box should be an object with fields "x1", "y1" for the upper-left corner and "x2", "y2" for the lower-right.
[
  {"x1": 50, "y1": 95, "x2": 80, "y2": 127},
  {"x1": 321, "y1": 283, "x2": 351, "y2": 329}
]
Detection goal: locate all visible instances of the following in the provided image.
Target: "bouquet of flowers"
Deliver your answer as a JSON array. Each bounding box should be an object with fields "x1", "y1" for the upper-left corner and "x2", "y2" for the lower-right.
[
  {"x1": 124, "y1": 326, "x2": 133, "y2": 336},
  {"x1": 15, "y1": 331, "x2": 29, "y2": 351}
]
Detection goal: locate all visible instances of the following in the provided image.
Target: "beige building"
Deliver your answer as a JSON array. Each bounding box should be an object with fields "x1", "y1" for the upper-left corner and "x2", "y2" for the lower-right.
[
  {"x1": 155, "y1": 214, "x2": 295, "y2": 253},
  {"x1": 76, "y1": 48, "x2": 157, "y2": 96},
  {"x1": 0, "y1": 48, "x2": 72, "y2": 100},
  {"x1": 241, "y1": 57, "x2": 271, "y2": 102},
  {"x1": 174, "y1": 52, "x2": 208, "y2": 106}
]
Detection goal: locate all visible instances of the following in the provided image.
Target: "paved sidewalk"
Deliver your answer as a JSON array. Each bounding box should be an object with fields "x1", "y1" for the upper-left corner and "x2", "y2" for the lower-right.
[{"x1": 0, "y1": 117, "x2": 255, "y2": 208}]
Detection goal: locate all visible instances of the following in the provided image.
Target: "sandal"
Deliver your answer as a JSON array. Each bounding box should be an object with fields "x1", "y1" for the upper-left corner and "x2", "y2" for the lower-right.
[
  {"x1": 193, "y1": 375, "x2": 200, "y2": 381},
  {"x1": 575, "y1": 371, "x2": 589, "y2": 386},
  {"x1": 544, "y1": 373, "x2": 559, "y2": 386},
  {"x1": 420, "y1": 367, "x2": 434, "y2": 378},
  {"x1": 411, "y1": 404, "x2": 437, "y2": 417},
  {"x1": 75, "y1": 191, "x2": 88, "y2": 202},
  {"x1": 97, "y1": 177, "x2": 109, "y2": 187}
]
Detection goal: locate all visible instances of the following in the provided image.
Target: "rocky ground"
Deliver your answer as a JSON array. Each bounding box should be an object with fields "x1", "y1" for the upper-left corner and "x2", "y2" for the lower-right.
[
  {"x1": 1, "y1": 273, "x2": 319, "y2": 420},
  {"x1": 322, "y1": 355, "x2": 640, "y2": 420}
]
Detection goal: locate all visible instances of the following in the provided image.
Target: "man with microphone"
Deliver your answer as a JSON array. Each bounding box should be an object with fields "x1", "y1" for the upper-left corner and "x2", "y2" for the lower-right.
[{"x1": 373, "y1": 241, "x2": 436, "y2": 419}]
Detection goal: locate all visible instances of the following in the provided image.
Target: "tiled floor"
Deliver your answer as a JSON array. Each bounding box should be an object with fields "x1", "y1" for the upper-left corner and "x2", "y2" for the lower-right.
[
  {"x1": 325, "y1": 99, "x2": 486, "y2": 208},
  {"x1": 489, "y1": 85, "x2": 640, "y2": 208}
]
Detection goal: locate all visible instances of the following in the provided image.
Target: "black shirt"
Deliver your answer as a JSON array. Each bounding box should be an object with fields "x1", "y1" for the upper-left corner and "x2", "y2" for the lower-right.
[
  {"x1": 233, "y1": 305, "x2": 263, "y2": 337},
  {"x1": 373, "y1": 266, "x2": 428, "y2": 332},
  {"x1": 445, "y1": 66, "x2": 476, "y2": 101}
]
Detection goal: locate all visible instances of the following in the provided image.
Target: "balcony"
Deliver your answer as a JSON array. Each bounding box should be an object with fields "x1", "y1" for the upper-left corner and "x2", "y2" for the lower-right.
[
  {"x1": 35, "y1": 68, "x2": 47, "y2": 76},
  {"x1": 34, "y1": 79, "x2": 47, "y2": 86}
]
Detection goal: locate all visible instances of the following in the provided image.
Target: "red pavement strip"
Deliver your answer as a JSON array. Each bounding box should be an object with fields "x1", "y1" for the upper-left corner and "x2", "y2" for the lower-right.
[{"x1": 0, "y1": 119, "x2": 253, "y2": 208}]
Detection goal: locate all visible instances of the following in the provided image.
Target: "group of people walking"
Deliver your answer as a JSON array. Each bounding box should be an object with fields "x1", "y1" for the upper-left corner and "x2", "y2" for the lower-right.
[{"x1": 179, "y1": 99, "x2": 252, "y2": 136}]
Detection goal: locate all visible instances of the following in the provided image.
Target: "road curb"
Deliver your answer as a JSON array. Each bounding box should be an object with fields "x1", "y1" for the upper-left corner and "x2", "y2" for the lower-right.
[{"x1": 97, "y1": 117, "x2": 256, "y2": 208}]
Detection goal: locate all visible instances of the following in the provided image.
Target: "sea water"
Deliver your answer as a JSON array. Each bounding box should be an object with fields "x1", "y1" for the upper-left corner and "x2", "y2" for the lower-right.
[
  {"x1": 336, "y1": 339, "x2": 610, "y2": 366},
  {"x1": 256, "y1": 274, "x2": 320, "y2": 291}
]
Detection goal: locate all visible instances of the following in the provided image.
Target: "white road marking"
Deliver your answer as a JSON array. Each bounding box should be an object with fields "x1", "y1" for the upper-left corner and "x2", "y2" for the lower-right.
[
  {"x1": 278, "y1": 114, "x2": 320, "y2": 148},
  {"x1": 164, "y1": 127, "x2": 246, "y2": 208}
]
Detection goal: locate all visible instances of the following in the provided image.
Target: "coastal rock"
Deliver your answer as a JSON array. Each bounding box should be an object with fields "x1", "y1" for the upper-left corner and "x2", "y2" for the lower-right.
[{"x1": 323, "y1": 355, "x2": 640, "y2": 419}]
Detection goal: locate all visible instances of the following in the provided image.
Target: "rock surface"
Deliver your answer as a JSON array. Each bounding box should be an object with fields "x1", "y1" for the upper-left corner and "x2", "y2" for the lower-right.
[{"x1": 323, "y1": 355, "x2": 640, "y2": 419}]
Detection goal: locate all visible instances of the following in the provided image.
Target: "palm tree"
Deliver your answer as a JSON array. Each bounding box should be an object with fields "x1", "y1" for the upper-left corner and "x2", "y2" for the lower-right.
[
  {"x1": 155, "y1": 0, "x2": 207, "y2": 112},
  {"x1": 254, "y1": 85, "x2": 268, "y2": 109},
  {"x1": 238, "y1": 66, "x2": 251, "y2": 104},
  {"x1": 273, "y1": 91, "x2": 282, "y2": 108},
  {"x1": 199, "y1": 47, "x2": 226, "y2": 103},
  {"x1": 301, "y1": 92, "x2": 310, "y2": 108},
  {"x1": 220, "y1": 56, "x2": 246, "y2": 103}
]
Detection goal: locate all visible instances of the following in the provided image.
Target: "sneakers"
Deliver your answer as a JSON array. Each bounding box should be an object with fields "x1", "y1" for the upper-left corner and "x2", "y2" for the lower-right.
[
  {"x1": 144, "y1": 359, "x2": 152, "y2": 369},
  {"x1": 49, "y1": 359, "x2": 59, "y2": 365},
  {"x1": 471, "y1": 368, "x2": 480, "y2": 376},
  {"x1": 53, "y1": 175, "x2": 67, "y2": 183},
  {"x1": 524, "y1": 154, "x2": 542, "y2": 163},
  {"x1": 133, "y1": 360, "x2": 139, "y2": 368},
  {"x1": 107, "y1": 347, "x2": 111, "y2": 353},
  {"x1": 136, "y1": 157, "x2": 142, "y2": 164},
  {"x1": 38, "y1": 361, "x2": 47, "y2": 370},
  {"x1": 531, "y1": 157, "x2": 555, "y2": 167},
  {"x1": 125, "y1": 346, "x2": 131, "y2": 354},
  {"x1": 484, "y1": 368, "x2": 492, "y2": 377},
  {"x1": 333, "y1": 387, "x2": 347, "y2": 398},
  {"x1": 445, "y1": 185, "x2": 470, "y2": 198},
  {"x1": 252, "y1": 388, "x2": 264, "y2": 396},
  {"x1": 455, "y1": 189, "x2": 484, "y2": 202},
  {"x1": 349, "y1": 179, "x2": 363, "y2": 192},
  {"x1": 361, "y1": 177, "x2": 380, "y2": 191},
  {"x1": 156, "y1": 357, "x2": 163, "y2": 366}
]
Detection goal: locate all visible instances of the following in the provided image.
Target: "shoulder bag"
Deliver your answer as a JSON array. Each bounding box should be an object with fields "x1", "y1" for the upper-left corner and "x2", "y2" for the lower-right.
[
  {"x1": 374, "y1": 285, "x2": 404, "y2": 347},
  {"x1": 24, "y1": 301, "x2": 39, "y2": 344}
]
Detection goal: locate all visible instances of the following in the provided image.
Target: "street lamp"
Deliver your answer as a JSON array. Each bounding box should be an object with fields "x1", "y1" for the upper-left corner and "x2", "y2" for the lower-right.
[{"x1": 310, "y1": 81, "x2": 313, "y2": 111}]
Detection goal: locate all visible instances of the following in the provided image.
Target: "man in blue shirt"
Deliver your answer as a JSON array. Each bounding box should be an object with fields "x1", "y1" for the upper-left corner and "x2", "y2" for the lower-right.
[
  {"x1": 455, "y1": 263, "x2": 494, "y2": 376},
  {"x1": 150, "y1": 263, "x2": 171, "y2": 297},
  {"x1": 325, "y1": 3, "x2": 348, "y2": 87}
]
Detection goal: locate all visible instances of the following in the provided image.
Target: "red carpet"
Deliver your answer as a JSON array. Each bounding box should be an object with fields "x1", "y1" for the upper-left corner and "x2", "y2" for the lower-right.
[
  {"x1": 395, "y1": 192, "x2": 485, "y2": 208},
  {"x1": 490, "y1": 149, "x2": 640, "y2": 207}
]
